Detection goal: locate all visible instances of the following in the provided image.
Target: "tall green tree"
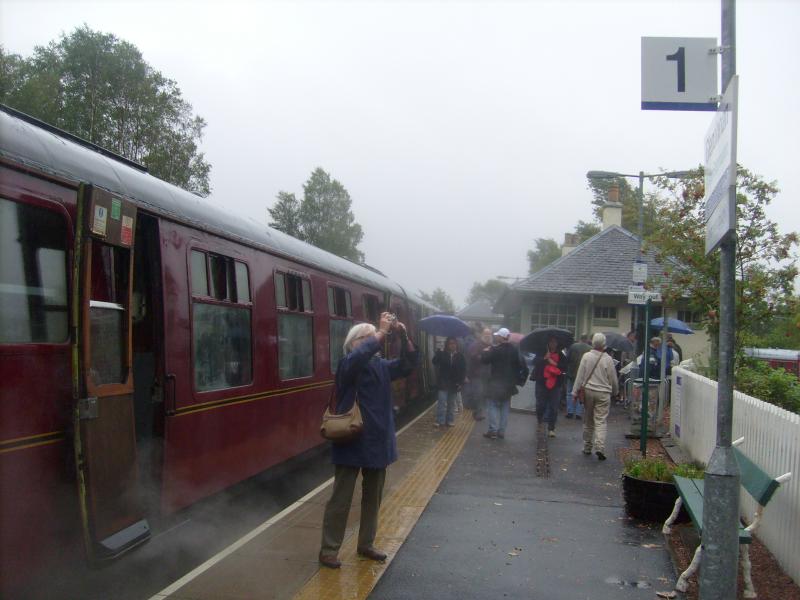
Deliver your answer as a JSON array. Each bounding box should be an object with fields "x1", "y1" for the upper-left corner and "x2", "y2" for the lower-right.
[
  {"x1": 419, "y1": 288, "x2": 456, "y2": 313},
  {"x1": 268, "y1": 191, "x2": 302, "y2": 238},
  {"x1": 0, "y1": 26, "x2": 210, "y2": 194},
  {"x1": 527, "y1": 238, "x2": 561, "y2": 274},
  {"x1": 466, "y1": 279, "x2": 509, "y2": 306},
  {"x1": 269, "y1": 168, "x2": 365, "y2": 262},
  {"x1": 648, "y1": 165, "x2": 798, "y2": 362},
  {"x1": 573, "y1": 220, "x2": 601, "y2": 243}
]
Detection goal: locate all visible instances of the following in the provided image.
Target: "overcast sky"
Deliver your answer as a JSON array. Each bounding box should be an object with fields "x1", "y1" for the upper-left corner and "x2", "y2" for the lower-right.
[{"x1": 2, "y1": 0, "x2": 798, "y2": 306}]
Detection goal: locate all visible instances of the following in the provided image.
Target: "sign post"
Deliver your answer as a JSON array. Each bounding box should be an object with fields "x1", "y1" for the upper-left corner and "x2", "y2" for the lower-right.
[
  {"x1": 704, "y1": 75, "x2": 738, "y2": 254},
  {"x1": 641, "y1": 37, "x2": 719, "y2": 111}
]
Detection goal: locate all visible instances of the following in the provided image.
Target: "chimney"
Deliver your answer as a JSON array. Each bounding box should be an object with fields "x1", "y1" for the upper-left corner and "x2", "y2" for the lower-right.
[
  {"x1": 602, "y1": 184, "x2": 623, "y2": 230},
  {"x1": 561, "y1": 232, "x2": 580, "y2": 256}
]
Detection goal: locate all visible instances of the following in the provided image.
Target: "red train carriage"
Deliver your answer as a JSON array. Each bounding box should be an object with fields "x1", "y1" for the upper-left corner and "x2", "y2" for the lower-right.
[{"x1": 0, "y1": 105, "x2": 434, "y2": 596}]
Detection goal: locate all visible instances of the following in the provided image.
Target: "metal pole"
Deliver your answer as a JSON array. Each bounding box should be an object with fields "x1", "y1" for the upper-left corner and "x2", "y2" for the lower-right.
[
  {"x1": 699, "y1": 1, "x2": 740, "y2": 597},
  {"x1": 658, "y1": 312, "x2": 668, "y2": 434},
  {"x1": 640, "y1": 299, "x2": 651, "y2": 456},
  {"x1": 634, "y1": 172, "x2": 644, "y2": 345}
]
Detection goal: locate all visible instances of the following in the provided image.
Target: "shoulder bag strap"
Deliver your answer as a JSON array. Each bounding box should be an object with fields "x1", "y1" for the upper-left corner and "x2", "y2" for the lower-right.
[
  {"x1": 583, "y1": 352, "x2": 604, "y2": 387},
  {"x1": 330, "y1": 372, "x2": 360, "y2": 413}
]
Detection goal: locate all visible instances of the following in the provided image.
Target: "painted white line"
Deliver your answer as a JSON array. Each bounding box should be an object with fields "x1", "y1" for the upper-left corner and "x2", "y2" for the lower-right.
[{"x1": 148, "y1": 402, "x2": 434, "y2": 599}]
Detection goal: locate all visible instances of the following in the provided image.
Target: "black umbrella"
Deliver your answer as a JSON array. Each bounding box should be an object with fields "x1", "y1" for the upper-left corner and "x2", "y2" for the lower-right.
[
  {"x1": 520, "y1": 327, "x2": 574, "y2": 354},
  {"x1": 603, "y1": 332, "x2": 635, "y2": 353}
]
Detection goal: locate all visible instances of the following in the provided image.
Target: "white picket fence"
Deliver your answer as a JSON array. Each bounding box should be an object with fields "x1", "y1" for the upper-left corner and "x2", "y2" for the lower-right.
[{"x1": 669, "y1": 367, "x2": 800, "y2": 585}]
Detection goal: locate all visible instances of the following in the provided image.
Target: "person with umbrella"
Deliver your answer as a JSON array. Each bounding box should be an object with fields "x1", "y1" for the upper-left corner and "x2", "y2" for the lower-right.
[
  {"x1": 480, "y1": 328, "x2": 525, "y2": 439},
  {"x1": 432, "y1": 337, "x2": 467, "y2": 429},
  {"x1": 532, "y1": 335, "x2": 568, "y2": 437}
]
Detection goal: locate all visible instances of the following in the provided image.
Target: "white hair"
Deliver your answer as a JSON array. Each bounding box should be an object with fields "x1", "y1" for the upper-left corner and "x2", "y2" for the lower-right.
[
  {"x1": 592, "y1": 332, "x2": 606, "y2": 349},
  {"x1": 343, "y1": 322, "x2": 376, "y2": 353}
]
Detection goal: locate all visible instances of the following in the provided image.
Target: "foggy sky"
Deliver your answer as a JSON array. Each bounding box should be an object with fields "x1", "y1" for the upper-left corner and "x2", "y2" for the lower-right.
[{"x1": 2, "y1": 0, "x2": 798, "y2": 307}]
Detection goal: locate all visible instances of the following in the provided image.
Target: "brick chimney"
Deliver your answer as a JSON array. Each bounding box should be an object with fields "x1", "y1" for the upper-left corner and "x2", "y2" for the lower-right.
[
  {"x1": 561, "y1": 233, "x2": 580, "y2": 256},
  {"x1": 602, "y1": 184, "x2": 623, "y2": 230}
]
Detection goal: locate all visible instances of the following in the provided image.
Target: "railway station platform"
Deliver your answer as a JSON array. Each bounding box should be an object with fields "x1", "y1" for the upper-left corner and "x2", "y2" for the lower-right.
[{"x1": 149, "y1": 402, "x2": 675, "y2": 600}]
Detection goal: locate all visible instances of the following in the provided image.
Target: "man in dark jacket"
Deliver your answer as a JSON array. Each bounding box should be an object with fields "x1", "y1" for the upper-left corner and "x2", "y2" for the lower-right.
[
  {"x1": 432, "y1": 337, "x2": 467, "y2": 428},
  {"x1": 480, "y1": 328, "x2": 525, "y2": 439}
]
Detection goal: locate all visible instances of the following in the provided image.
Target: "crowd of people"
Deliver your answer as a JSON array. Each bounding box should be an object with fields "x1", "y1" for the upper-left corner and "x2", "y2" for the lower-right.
[{"x1": 318, "y1": 315, "x2": 683, "y2": 569}]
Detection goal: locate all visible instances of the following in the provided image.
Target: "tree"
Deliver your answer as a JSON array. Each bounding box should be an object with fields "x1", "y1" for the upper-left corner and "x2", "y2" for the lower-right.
[
  {"x1": 573, "y1": 220, "x2": 601, "y2": 243},
  {"x1": 269, "y1": 168, "x2": 365, "y2": 262},
  {"x1": 648, "y1": 165, "x2": 798, "y2": 365},
  {"x1": 0, "y1": 26, "x2": 210, "y2": 194},
  {"x1": 268, "y1": 191, "x2": 302, "y2": 238},
  {"x1": 419, "y1": 288, "x2": 455, "y2": 313},
  {"x1": 527, "y1": 238, "x2": 561, "y2": 274},
  {"x1": 465, "y1": 279, "x2": 509, "y2": 306}
]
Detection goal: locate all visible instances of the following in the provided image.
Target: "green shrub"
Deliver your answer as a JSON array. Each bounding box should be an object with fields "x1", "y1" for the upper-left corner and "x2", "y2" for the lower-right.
[
  {"x1": 735, "y1": 359, "x2": 800, "y2": 414},
  {"x1": 624, "y1": 457, "x2": 704, "y2": 482}
]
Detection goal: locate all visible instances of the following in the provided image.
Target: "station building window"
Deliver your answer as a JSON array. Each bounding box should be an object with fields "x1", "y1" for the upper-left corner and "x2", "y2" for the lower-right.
[
  {"x1": 328, "y1": 285, "x2": 353, "y2": 373},
  {"x1": 190, "y1": 249, "x2": 252, "y2": 391},
  {"x1": 593, "y1": 305, "x2": 618, "y2": 327},
  {"x1": 275, "y1": 271, "x2": 314, "y2": 380},
  {"x1": 529, "y1": 302, "x2": 577, "y2": 336},
  {"x1": 676, "y1": 310, "x2": 702, "y2": 324},
  {"x1": 0, "y1": 197, "x2": 68, "y2": 344}
]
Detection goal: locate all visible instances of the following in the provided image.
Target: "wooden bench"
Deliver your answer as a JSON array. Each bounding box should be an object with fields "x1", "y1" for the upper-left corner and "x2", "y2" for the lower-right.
[{"x1": 662, "y1": 439, "x2": 792, "y2": 598}]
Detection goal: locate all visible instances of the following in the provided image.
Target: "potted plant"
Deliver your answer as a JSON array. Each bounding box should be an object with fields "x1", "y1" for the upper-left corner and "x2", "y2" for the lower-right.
[{"x1": 621, "y1": 456, "x2": 704, "y2": 522}]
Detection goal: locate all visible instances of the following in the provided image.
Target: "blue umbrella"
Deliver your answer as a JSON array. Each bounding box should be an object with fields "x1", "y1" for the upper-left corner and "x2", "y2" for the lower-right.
[
  {"x1": 417, "y1": 315, "x2": 472, "y2": 338},
  {"x1": 650, "y1": 317, "x2": 694, "y2": 335}
]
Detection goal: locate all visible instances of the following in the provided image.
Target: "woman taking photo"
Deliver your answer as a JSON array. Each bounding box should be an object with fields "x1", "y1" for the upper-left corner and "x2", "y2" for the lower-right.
[{"x1": 319, "y1": 312, "x2": 419, "y2": 569}]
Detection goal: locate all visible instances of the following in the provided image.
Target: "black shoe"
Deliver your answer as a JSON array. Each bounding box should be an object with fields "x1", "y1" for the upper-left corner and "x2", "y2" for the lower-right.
[
  {"x1": 565, "y1": 414, "x2": 574, "y2": 419},
  {"x1": 575, "y1": 415, "x2": 582, "y2": 420},
  {"x1": 497, "y1": 432, "x2": 505, "y2": 439},
  {"x1": 582, "y1": 450, "x2": 592, "y2": 455},
  {"x1": 483, "y1": 431, "x2": 497, "y2": 439},
  {"x1": 596, "y1": 451, "x2": 606, "y2": 461},
  {"x1": 357, "y1": 546, "x2": 387, "y2": 561},
  {"x1": 319, "y1": 553, "x2": 342, "y2": 569}
]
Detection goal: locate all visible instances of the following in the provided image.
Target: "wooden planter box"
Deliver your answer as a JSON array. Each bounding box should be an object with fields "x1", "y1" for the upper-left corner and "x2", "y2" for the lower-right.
[{"x1": 621, "y1": 473, "x2": 690, "y2": 523}]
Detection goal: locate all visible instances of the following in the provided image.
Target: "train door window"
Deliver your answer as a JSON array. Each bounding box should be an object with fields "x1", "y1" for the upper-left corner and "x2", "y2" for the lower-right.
[
  {"x1": 363, "y1": 294, "x2": 380, "y2": 325},
  {"x1": 328, "y1": 285, "x2": 353, "y2": 373},
  {"x1": 276, "y1": 271, "x2": 314, "y2": 380},
  {"x1": 89, "y1": 242, "x2": 130, "y2": 384},
  {"x1": 0, "y1": 197, "x2": 68, "y2": 343},
  {"x1": 190, "y1": 249, "x2": 252, "y2": 391}
]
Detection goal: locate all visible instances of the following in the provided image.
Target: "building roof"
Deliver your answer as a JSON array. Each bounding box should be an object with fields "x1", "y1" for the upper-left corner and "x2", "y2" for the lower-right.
[
  {"x1": 456, "y1": 300, "x2": 503, "y2": 322},
  {"x1": 509, "y1": 225, "x2": 670, "y2": 297}
]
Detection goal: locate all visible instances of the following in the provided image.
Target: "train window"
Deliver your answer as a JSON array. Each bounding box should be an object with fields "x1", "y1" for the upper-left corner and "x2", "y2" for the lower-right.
[
  {"x1": 0, "y1": 197, "x2": 68, "y2": 343},
  {"x1": 89, "y1": 242, "x2": 130, "y2": 384},
  {"x1": 278, "y1": 313, "x2": 314, "y2": 379},
  {"x1": 191, "y1": 250, "x2": 208, "y2": 295},
  {"x1": 363, "y1": 294, "x2": 380, "y2": 324},
  {"x1": 235, "y1": 262, "x2": 250, "y2": 303},
  {"x1": 329, "y1": 318, "x2": 353, "y2": 373},
  {"x1": 275, "y1": 272, "x2": 312, "y2": 312},
  {"x1": 191, "y1": 250, "x2": 250, "y2": 304},
  {"x1": 193, "y1": 304, "x2": 252, "y2": 391},
  {"x1": 328, "y1": 286, "x2": 352, "y2": 318},
  {"x1": 190, "y1": 249, "x2": 252, "y2": 391}
]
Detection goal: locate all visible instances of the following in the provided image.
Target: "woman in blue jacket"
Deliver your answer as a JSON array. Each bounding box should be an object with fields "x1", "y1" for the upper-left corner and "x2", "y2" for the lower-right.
[{"x1": 319, "y1": 312, "x2": 419, "y2": 569}]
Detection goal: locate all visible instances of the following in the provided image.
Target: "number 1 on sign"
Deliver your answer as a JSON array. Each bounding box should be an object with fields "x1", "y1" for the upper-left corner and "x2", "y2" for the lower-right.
[{"x1": 666, "y1": 46, "x2": 686, "y2": 92}]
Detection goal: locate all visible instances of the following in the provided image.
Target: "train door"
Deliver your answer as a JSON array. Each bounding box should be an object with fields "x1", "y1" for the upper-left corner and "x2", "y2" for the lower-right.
[{"x1": 72, "y1": 186, "x2": 150, "y2": 560}]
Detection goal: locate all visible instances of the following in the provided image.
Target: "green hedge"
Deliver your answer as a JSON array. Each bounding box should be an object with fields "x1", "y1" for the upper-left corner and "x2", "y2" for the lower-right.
[{"x1": 735, "y1": 359, "x2": 800, "y2": 414}]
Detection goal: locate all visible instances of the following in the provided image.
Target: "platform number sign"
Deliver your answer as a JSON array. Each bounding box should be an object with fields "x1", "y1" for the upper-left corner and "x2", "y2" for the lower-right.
[{"x1": 641, "y1": 37, "x2": 718, "y2": 111}]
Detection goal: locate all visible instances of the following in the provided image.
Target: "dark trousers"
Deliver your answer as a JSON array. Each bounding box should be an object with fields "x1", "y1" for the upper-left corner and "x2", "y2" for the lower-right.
[
  {"x1": 321, "y1": 465, "x2": 386, "y2": 555},
  {"x1": 536, "y1": 381, "x2": 562, "y2": 431}
]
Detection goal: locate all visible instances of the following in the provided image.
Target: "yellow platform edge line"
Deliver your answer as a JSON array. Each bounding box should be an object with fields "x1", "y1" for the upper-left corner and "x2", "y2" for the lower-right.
[{"x1": 292, "y1": 412, "x2": 475, "y2": 600}]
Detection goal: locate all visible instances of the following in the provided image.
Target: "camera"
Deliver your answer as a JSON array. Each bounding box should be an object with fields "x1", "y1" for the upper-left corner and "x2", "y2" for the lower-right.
[{"x1": 387, "y1": 313, "x2": 397, "y2": 323}]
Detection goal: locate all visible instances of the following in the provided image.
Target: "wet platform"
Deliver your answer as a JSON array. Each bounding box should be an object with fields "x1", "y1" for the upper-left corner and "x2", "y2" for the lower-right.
[{"x1": 149, "y1": 400, "x2": 675, "y2": 600}]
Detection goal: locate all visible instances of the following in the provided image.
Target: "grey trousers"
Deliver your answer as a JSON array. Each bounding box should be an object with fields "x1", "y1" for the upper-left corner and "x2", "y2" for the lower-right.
[
  {"x1": 320, "y1": 464, "x2": 386, "y2": 555},
  {"x1": 582, "y1": 388, "x2": 611, "y2": 453}
]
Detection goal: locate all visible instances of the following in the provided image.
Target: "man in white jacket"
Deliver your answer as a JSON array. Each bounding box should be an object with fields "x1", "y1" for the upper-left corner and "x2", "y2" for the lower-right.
[{"x1": 572, "y1": 333, "x2": 619, "y2": 461}]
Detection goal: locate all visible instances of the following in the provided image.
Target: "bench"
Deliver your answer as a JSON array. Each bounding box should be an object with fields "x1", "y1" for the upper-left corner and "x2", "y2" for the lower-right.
[{"x1": 661, "y1": 438, "x2": 791, "y2": 598}]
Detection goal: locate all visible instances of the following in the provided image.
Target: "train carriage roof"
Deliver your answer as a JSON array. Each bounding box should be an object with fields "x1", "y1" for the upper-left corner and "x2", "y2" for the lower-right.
[{"x1": 0, "y1": 106, "x2": 407, "y2": 298}]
